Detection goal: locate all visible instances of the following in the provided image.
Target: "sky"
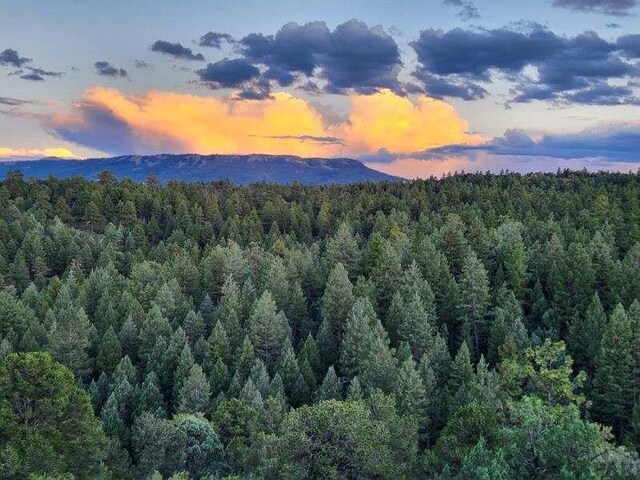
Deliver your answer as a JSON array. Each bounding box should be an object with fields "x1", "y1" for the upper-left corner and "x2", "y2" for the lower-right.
[{"x1": 1, "y1": 0, "x2": 639, "y2": 178}]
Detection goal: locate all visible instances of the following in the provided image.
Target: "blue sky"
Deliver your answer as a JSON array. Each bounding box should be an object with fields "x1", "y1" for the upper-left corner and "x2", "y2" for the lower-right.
[{"x1": 1, "y1": 0, "x2": 639, "y2": 176}]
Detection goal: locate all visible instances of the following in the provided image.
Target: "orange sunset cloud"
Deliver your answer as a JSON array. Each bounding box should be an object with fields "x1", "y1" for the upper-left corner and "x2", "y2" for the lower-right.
[{"x1": 49, "y1": 87, "x2": 482, "y2": 158}]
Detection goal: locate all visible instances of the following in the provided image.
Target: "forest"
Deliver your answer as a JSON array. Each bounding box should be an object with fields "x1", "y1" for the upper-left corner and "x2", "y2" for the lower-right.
[{"x1": 1, "y1": 169, "x2": 640, "y2": 479}]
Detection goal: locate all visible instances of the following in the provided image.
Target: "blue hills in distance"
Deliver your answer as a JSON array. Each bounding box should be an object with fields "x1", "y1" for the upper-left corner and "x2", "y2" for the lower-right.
[{"x1": 0, "y1": 153, "x2": 400, "y2": 185}]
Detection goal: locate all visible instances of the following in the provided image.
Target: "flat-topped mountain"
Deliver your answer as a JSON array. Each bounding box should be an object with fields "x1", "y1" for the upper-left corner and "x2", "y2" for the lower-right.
[{"x1": 0, "y1": 154, "x2": 399, "y2": 184}]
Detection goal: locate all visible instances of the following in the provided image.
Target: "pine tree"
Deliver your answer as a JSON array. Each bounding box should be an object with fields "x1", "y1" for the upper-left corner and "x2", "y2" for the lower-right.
[
  {"x1": 183, "y1": 311, "x2": 205, "y2": 347},
  {"x1": 340, "y1": 298, "x2": 396, "y2": 393},
  {"x1": 172, "y1": 345, "x2": 195, "y2": 409},
  {"x1": 177, "y1": 364, "x2": 211, "y2": 414},
  {"x1": 567, "y1": 293, "x2": 607, "y2": 375},
  {"x1": 592, "y1": 304, "x2": 634, "y2": 439},
  {"x1": 209, "y1": 357, "x2": 230, "y2": 397},
  {"x1": 488, "y1": 290, "x2": 528, "y2": 365},
  {"x1": 97, "y1": 326, "x2": 123, "y2": 374},
  {"x1": 458, "y1": 252, "x2": 490, "y2": 360},
  {"x1": 249, "y1": 358, "x2": 271, "y2": 398},
  {"x1": 395, "y1": 356, "x2": 427, "y2": 420},
  {"x1": 249, "y1": 291, "x2": 290, "y2": 366},
  {"x1": 236, "y1": 335, "x2": 256, "y2": 380},
  {"x1": 340, "y1": 298, "x2": 378, "y2": 379},
  {"x1": 398, "y1": 292, "x2": 438, "y2": 361},
  {"x1": 324, "y1": 222, "x2": 361, "y2": 279},
  {"x1": 240, "y1": 377, "x2": 264, "y2": 410},
  {"x1": 119, "y1": 315, "x2": 139, "y2": 362},
  {"x1": 216, "y1": 277, "x2": 243, "y2": 351},
  {"x1": 346, "y1": 376, "x2": 363, "y2": 401},
  {"x1": 48, "y1": 294, "x2": 92, "y2": 379},
  {"x1": 449, "y1": 342, "x2": 474, "y2": 398},
  {"x1": 321, "y1": 263, "x2": 355, "y2": 346},
  {"x1": 276, "y1": 339, "x2": 301, "y2": 398},
  {"x1": 494, "y1": 221, "x2": 527, "y2": 297},
  {"x1": 299, "y1": 333, "x2": 322, "y2": 379},
  {"x1": 316, "y1": 366, "x2": 342, "y2": 401},
  {"x1": 206, "y1": 321, "x2": 231, "y2": 370},
  {"x1": 137, "y1": 372, "x2": 167, "y2": 418}
]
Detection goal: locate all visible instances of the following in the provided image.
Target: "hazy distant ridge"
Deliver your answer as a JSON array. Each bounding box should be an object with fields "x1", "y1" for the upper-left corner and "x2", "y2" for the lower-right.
[{"x1": 0, "y1": 154, "x2": 398, "y2": 184}]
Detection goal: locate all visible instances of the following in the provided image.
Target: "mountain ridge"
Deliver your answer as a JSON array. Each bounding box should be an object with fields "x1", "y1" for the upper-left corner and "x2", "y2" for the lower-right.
[{"x1": 0, "y1": 153, "x2": 399, "y2": 185}]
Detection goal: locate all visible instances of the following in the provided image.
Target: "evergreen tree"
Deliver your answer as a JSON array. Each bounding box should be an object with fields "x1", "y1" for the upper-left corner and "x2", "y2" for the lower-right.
[
  {"x1": 592, "y1": 304, "x2": 635, "y2": 439},
  {"x1": 567, "y1": 292, "x2": 606, "y2": 375},
  {"x1": 316, "y1": 366, "x2": 342, "y2": 401},
  {"x1": 321, "y1": 262, "x2": 354, "y2": 346},
  {"x1": 249, "y1": 291, "x2": 290, "y2": 366},
  {"x1": 97, "y1": 326, "x2": 122, "y2": 374},
  {"x1": 458, "y1": 252, "x2": 490, "y2": 360},
  {"x1": 177, "y1": 364, "x2": 211, "y2": 414}
]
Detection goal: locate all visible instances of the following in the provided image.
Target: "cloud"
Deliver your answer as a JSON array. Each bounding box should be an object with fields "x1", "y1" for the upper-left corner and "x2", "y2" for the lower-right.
[
  {"x1": 365, "y1": 154, "x2": 640, "y2": 178},
  {"x1": 95, "y1": 61, "x2": 129, "y2": 78},
  {"x1": 402, "y1": 123, "x2": 640, "y2": 162},
  {"x1": 364, "y1": 122, "x2": 640, "y2": 177},
  {"x1": 414, "y1": 71, "x2": 488, "y2": 100},
  {"x1": 199, "y1": 32, "x2": 234, "y2": 48},
  {"x1": 45, "y1": 87, "x2": 478, "y2": 158},
  {"x1": 133, "y1": 59, "x2": 152, "y2": 68},
  {"x1": 617, "y1": 34, "x2": 640, "y2": 57},
  {"x1": 19, "y1": 66, "x2": 63, "y2": 81},
  {"x1": 552, "y1": 0, "x2": 637, "y2": 16},
  {"x1": 412, "y1": 25, "x2": 563, "y2": 79},
  {"x1": 0, "y1": 147, "x2": 76, "y2": 160},
  {"x1": 330, "y1": 89, "x2": 483, "y2": 154},
  {"x1": 201, "y1": 20, "x2": 402, "y2": 97},
  {"x1": 443, "y1": 0, "x2": 481, "y2": 20},
  {"x1": 252, "y1": 134, "x2": 344, "y2": 145},
  {"x1": 197, "y1": 58, "x2": 261, "y2": 88},
  {"x1": 0, "y1": 48, "x2": 31, "y2": 68},
  {"x1": 0, "y1": 97, "x2": 34, "y2": 106},
  {"x1": 411, "y1": 24, "x2": 639, "y2": 104},
  {"x1": 151, "y1": 40, "x2": 204, "y2": 61}
]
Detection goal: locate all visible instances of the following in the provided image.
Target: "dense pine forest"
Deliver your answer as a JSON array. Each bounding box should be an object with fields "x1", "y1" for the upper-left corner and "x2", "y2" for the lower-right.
[{"x1": 3, "y1": 170, "x2": 640, "y2": 479}]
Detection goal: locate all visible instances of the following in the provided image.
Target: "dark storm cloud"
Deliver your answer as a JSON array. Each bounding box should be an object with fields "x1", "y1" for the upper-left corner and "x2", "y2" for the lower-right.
[
  {"x1": 95, "y1": 61, "x2": 129, "y2": 78},
  {"x1": 151, "y1": 40, "x2": 205, "y2": 61},
  {"x1": 443, "y1": 0, "x2": 481, "y2": 20},
  {"x1": 205, "y1": 20, "x2": 402, "y2": 97},
  {"x1": 411, "y1": 24, "x2": 639, "y2": 105},
  {"x1": 197, "y1": 58, "x2": 260, "y2": 88},
  {"x1": 0, "y1": 48, "x2": 31, "y2": 68},
  {"x1": 553, "y1": 0, "x2": 637, "y2": 16},
  {"x1": 199, "y1": 32, "x2": 234, "y2": 48}
]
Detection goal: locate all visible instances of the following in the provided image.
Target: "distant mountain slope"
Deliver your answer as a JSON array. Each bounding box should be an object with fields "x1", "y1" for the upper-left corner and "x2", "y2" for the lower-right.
[{"x1": 0, "y1": 154, "x2": 399, "y2": 184}]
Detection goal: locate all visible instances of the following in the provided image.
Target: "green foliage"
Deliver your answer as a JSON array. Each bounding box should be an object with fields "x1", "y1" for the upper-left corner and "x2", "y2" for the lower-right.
[
  {"x1": 0, "y1": 352, "x2": 108, "y2": 478},
  {"x1": 270, "y1": 399, "x2": 413, "y2": 479},
  {"x1": 0, "y1": 172, "x2": 638, "y2": 478}
]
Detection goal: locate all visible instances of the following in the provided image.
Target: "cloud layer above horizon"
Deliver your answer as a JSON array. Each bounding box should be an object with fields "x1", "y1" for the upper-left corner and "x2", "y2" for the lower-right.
[
  {"x1": 2, "y1": 2, "x2": 640, "y2": 177},
  {"x1": 46, "y1": 87, "x2": 482, "y2": 158}
]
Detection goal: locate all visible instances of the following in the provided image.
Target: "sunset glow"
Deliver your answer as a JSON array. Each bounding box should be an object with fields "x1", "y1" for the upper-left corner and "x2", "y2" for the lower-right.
[{"x1": 48, "y1": 87, "x2": 482, "y2": 158}]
